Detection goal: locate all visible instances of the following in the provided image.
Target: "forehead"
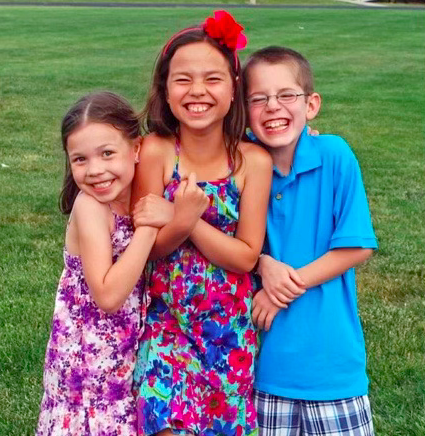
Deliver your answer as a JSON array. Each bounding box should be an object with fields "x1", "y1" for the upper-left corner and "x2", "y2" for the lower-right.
[
  {"x1": 169, "y1": 41, "x2": 230, "y2": 73},
  {"x1": 67, "y1": 122, "x2": 126, "y2": 153},
  {"x1": 247, "y1": 61, "x2": 301, "y2": 92}
]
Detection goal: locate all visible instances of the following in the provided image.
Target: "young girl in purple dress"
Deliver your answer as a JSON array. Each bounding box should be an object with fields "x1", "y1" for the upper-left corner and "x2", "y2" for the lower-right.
[
  {"x1": 131, "y1": 11, "x2": 272, "y2": 436},
  {"x1": 37, "y1": 92, "x2": 166, "y2": 435}
]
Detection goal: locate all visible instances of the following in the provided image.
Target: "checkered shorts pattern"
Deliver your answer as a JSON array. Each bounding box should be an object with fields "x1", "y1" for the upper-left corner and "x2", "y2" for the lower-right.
[{"x1": 253, "y1": 390, "x2": 374, "y2": 436}]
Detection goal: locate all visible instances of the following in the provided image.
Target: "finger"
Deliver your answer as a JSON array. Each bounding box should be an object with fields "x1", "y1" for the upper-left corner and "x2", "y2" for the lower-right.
[
  {"x1": 268, "y1": 293, "x2": 288, "y2": 308},
  {"x1": 252, "y1": 306, "x2": 260, "y2": 326},
  {"x1": 264, "y1": 312, "x2": 274, "y2": 332},
  {"x1": 287, "y1": 267, "x2": 306, "y2": 288},
  {"x1": 186, "y1": 172, "x2": 197, "y2": 191},
  {"x1": 175, "y1": 180, "x2": 187, "y2": 197},
  {"x1": 257, "y1": 309, "x2": 267, "y2": 330}
]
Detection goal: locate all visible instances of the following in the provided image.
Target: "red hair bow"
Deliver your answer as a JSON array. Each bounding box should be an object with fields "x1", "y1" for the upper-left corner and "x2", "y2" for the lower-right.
[{"x1": 203, "y1": 10, "x2": 247, "y2": 52}]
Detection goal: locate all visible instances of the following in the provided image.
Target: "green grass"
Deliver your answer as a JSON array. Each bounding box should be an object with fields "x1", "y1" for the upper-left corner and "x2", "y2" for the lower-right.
[
  {"x1": 1, "y1": 0, "x2": 342, "y2": 4},
  {"x1": 1, "y1": 6, "x2": 424, "y2": 436}
]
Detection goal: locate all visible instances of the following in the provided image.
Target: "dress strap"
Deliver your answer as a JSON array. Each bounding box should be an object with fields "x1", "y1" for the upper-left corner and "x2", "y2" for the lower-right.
[{"x1": 172, "y1": 138, "x2": 181, "y2": 180}]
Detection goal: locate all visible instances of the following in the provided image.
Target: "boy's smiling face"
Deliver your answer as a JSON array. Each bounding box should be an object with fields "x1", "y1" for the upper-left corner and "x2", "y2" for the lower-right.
[{"x1": 247, "y1": 61, "x2": 320, "y2": 153}]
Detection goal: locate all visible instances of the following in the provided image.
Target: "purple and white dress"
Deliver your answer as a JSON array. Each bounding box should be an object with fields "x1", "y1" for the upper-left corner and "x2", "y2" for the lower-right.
[{"x1": 37, "y1": 212, "x2": 145, "y2": 436}]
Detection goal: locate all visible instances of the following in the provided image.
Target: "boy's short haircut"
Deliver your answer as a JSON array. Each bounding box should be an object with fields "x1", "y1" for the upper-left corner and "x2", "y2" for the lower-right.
[{"x1": 242, "y1": 46, "x2": 314, "y2": 96}]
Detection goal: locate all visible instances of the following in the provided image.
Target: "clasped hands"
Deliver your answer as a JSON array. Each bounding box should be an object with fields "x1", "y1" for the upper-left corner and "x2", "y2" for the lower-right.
[
  {"x1": 252, "y1": 255, "x2": 306, "y2": 331},
  {"x1": 132, "y1": 172, "x2": 209, "y2": 232}
]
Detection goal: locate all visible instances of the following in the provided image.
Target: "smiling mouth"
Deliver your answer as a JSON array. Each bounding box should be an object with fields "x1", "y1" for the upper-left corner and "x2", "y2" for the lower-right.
[
  {"x1": 92, "y1": 180, "x2": 113, "y2": 190},
  {"x1": 185, "y1": 103, "x2": 210, "y2": 113},
  {"x1": 264, "y1": 119, "x2": 289, "y2": 132}
]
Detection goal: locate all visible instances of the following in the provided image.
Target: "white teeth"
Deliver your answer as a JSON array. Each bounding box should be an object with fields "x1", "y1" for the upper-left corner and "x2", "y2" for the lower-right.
[
  {"x1": 93, "y1": 181, "x2": 112, "y2": 189},
  {"x1": 265, "y1": 120, "x2": 289, "y2": 129},
  {"x1": 187, "y1": 104, "x2": 209, "y2": 113}
]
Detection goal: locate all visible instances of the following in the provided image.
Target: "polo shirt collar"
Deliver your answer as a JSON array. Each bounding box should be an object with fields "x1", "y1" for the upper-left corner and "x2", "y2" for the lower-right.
[{"x1": 273, "y1": 126, "x2": 322, "y2": 179}]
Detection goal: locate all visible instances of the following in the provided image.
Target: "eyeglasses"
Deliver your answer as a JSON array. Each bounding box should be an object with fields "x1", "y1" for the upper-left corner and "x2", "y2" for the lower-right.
[{"x1": 247, "y1": 91, "x2": 308, "y2": 107}]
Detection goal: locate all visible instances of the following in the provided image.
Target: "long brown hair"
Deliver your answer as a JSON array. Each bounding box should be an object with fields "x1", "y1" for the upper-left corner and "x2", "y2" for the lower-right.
[
  {"x1": 141, "y1": 27, "x2": 245, "y2": 172},
  {"x1": 59, "y1": 91, "x2": 140, "y2": 214}
]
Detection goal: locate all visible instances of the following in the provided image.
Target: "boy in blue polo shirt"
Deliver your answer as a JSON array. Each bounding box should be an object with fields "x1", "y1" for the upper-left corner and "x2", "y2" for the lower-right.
[{"x1": 243, "y1": 46, "x2": 377, "y2": 435}]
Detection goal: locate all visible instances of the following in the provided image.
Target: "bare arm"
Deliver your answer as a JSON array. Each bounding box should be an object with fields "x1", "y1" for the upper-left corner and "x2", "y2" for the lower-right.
[
  {"x1": 131, "y1": 136, "x2": 188, "y2": 259},
  {"x1": 74, "y1": 193, "x2": 157, "y2": 313},
  {"x1": 190, "y1": 143, "x2": 273, "y2": 273},
  {"x1": 258, "y1": 247, "x2": 373, "y2": 307},
  {"x1": 296, "y1": 247, "x2": 373, "y2": 288}
]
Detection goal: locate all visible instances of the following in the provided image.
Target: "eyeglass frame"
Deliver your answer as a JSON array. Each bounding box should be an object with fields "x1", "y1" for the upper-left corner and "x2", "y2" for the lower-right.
[{"x1": 246, "y1": 91, "x2": 309, "y2": 107}]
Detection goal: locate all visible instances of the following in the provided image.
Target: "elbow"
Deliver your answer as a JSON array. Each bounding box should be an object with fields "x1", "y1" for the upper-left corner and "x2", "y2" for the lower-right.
[
  {"x1": 93, "y1": 294, "x2": 123, "y2": 314},
  {"x1": 360, "y1": 248, "x2": 374, "y2": 263},
  {"x1": 231, "y1": 253, "x2": 258, "y2": 274}
]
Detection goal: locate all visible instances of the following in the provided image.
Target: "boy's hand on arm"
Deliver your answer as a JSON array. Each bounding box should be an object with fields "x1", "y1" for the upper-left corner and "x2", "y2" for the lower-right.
[
  {"x1": 132, "y1": 194, "x2": 174, "y2": 228},
  {"x1": 252, "y1": 289, "x2": 283, "y2": 331},
  {"x1": 296, "y1": 247, "x2": 374, "y2": 288},
  {"x1": 257, "y1": 254, "x2": 306, "y2": 307}
]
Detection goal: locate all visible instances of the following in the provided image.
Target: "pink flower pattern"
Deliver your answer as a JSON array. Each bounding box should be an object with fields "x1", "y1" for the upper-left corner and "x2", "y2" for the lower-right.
[{"x1": 37, "y1": 213, "x2": 146, "y2": 436}]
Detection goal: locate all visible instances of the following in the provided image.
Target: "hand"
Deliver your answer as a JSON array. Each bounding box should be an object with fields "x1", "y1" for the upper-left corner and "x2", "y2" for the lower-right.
[
  {"x1": 174, "y1": 172, "x2": 210, "y2": 231},
  {"x1": 258, "y1": 255, "x2": 306, "y2": 308},
  {"x1": 132, "y1": 194, "x2": 174, "y2": 228},
  {"x1": 252, "y1": 289, "x2": 282, "y2": 331},
  {"x1": 307, "y1": 125, "x2": 319, "y2": 136}
]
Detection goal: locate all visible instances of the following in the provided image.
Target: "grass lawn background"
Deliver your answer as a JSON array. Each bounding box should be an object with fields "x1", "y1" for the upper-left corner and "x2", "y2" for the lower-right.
[{"x1": 1, "y1": 6, "x2": 424, "y2": 435}]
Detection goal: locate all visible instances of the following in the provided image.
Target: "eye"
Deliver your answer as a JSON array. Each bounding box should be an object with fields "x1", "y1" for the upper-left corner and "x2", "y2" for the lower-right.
[
  {"x1": 175, "y1": 77, "x2": 190, "y2": 84},
  {"x1": 277, "y1": 92, "x2": 297, "y2": 103},
  {"x1": 72, "y1": 156, "x2": 85, "y2": 163},
  {"x1": 248, "y1": 95, "x2": 267, "y2": 106},
  {"x1": 103, "y1": 150, "x2": 114, "y2": 157},
  {"x1": 207, "y1": 76, "x2": 222, "y2": 83}
]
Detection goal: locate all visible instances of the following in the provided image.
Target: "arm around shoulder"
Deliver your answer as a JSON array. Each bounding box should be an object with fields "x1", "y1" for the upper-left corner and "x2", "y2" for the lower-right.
[{"x1": 73, "y1": 193, "x2": 157, "y2": 313}]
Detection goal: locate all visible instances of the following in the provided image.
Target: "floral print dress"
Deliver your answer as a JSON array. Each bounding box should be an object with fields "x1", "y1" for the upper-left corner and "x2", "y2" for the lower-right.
[
  {"x1": 134, "y1": 143, "x2": 258, "y2": 436},
  {"x1": 37, "y1": 212, "x2": 145, "y2": 436}
]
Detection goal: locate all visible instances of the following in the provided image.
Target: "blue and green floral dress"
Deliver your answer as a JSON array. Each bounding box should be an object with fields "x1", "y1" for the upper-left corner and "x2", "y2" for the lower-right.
[{"x1": 134, "y1": 142, "x2": 258, "y2": 436}]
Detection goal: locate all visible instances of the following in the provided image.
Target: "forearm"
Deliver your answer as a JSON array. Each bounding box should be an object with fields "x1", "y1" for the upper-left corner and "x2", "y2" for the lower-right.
[
  {"x1": 190, "y1": 219, "x2": 259, "y2": 273},
  {"x1": 296, "y1": 248, "x2": 373, "y2": 289},
  {"x1": 93, "y1": 227, "x2": 157, "y2": 313},
  {"x1": 148, "y1": 218, "x2": 193, "y2": 260}
]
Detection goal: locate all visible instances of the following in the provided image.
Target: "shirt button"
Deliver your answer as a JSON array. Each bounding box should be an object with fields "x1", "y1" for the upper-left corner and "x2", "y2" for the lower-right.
[{"x1": 275, "y1": 193, "x2": 282, "y2": 200}]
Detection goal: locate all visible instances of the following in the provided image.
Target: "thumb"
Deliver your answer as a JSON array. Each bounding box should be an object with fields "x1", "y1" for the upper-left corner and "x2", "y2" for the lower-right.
[
  {"x1": 175, "y1": 179, "x2": 188, "y2": 197},
  {"x1": 187, "y1": 172, "x2": 197, "y2": 189}
]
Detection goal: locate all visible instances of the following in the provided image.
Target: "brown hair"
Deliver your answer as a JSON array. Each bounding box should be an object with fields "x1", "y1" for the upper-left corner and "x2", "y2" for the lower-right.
[
  {"x1": 141, "y1": 27, "x2": 245, "y2": 172},
  {"x1": 242, "y1": 46, "x2": 315, "y2": 97},
  {"x1": 59, "y1": 91, "x2": 140, "y2": 214}
]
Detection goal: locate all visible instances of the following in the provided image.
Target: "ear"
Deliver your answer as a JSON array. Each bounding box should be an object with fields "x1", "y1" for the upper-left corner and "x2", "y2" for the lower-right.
[
  {"x1": 306, "y1": 92, "x2": 321, "y2": 121},
  {"x1": 134, "y1": 136, "x2": 142, "y2": 163}
]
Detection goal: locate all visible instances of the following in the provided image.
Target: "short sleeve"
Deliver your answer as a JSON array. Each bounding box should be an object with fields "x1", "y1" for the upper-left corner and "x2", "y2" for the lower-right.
[{"x1": 330, "y1": 142, "x2": 377, "y2": 250}]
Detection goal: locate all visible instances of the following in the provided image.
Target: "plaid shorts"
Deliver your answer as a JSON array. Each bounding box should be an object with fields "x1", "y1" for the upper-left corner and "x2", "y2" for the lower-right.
[{"x1": 253, "y1": 390, "x2": 374, "y2": 436}]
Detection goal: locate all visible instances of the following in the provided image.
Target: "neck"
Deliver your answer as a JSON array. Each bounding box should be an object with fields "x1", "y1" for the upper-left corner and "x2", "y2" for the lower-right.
[
  {"x1": 267, "y1": 142, "x2": 296, "y2": 176},
  {"x1": 179, "y1": 123, "x2": 227, "y2": 163}
]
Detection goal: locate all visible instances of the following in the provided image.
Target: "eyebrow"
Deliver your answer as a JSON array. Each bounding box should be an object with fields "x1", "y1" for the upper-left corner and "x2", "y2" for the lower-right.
[
  {"x1": 68, "y1": 143, "x2": 115, "y2": 157},
  {"x1": 170, "y1": 70, "x2": 227, "y2": 76}
]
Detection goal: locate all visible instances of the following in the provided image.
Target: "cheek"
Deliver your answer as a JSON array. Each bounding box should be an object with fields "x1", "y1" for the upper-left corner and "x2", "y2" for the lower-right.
[{"x1": 248, "y1": 108, "x2": 262, "y2": 128}]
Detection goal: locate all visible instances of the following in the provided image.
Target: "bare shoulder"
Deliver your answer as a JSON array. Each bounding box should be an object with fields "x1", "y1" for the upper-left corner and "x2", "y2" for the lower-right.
[
  {"x1": 72, "y1": 192, "x2": 110, "y2": 223},
  {"x1": 239, "y1": 140, "x2": 273, "y2": 170},
  {"x1": 140, "y1": 133, "x2": 175, "y2": 159}
]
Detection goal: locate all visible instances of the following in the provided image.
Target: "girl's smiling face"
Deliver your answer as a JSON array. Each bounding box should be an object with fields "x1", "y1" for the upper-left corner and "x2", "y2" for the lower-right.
[
  {"x1": 67, "y1": 122, "x2": 139, "y2": 211},
  {"x1": 166, "y1": 41, "x2": 234, "y2": 135}
]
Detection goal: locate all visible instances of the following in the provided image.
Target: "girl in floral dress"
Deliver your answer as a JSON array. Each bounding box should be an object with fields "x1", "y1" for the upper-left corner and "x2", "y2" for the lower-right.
[
  {"x1": 131, "y1": 11, "x2": 272, "y2": 436},
  {"x1": 37, "y1": 92, "x2": 167, "y2": 435}
]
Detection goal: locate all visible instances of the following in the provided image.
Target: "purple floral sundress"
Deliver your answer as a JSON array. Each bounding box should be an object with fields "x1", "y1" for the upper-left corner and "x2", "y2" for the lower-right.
[
  {"x1": 133, "y1": 142, "x2": 258, "y2": 436},
  {"x1": 37, "y1": 212, "x2": 145, "y2": 436}
]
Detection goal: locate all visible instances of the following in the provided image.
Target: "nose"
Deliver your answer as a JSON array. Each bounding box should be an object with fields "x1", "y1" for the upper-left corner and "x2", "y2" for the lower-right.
[
  {"x1": 86, "y1": 158, "x2": 104, "y2": 177},
  {"x1": 189, "y1": 81, "x2": 206, "y2": 96},
  {"x1": 265, "y1": 95, "x2": 281, "y2": 111}
]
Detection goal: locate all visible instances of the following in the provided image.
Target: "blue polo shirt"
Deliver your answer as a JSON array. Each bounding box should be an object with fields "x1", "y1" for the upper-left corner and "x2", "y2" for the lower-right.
[{"x1": 255, "y1": 127, "x2": 377, "y2": 401}]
